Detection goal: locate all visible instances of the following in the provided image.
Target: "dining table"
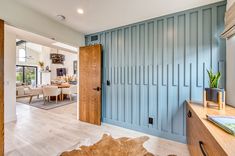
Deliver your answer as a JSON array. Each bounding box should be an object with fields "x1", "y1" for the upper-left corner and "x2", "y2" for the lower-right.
[{"x1": 53, "y1": 83, "x2": 71, "y2": 88}]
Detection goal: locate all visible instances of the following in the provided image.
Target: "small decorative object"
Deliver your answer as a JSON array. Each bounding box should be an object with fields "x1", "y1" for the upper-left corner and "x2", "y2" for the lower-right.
[
  {"x1": 45, "y1": 66, "x2": 51, "y2": 72},
  {"x1": 62, "y1": 75, "x2": 73, "y2": 82},
  {"x1": 204, "y1": 69, "x2": 225, "y2": 110},
  {"x1": 38, "y1": 61, "x2": 44, "y2": 71}
]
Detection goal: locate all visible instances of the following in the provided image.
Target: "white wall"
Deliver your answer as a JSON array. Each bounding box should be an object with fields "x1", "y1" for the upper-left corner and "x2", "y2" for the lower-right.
[
  {"x1": 4, "y1": 29, "x2": 16, "y2": 123},
  {"x1": 0, "y1": 0, "x2": 84, "y2": 47},
  {"x1": 39, "y1": 47, "x2": 51, "y2": 85},
  {"x1": 226, "y1": 0, "x2": 235, "y2": 107},
  {"x1": 40, "y1": 47, "x2": 51, "y2": 69},
  {"x1": 227, "y1": 0, "x2": 235, "y2": 8}
]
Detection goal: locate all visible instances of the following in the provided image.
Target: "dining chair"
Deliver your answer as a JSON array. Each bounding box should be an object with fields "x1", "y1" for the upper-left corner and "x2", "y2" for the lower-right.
[
  {"x1": 43, "y1": 86, "x2": 61, "y2": 104},
  {"x1": 61, "y1": 85, "x2": 77, "y2": 101},
  {"x1": 28, "y1": 87, "x2": 43, "y2": 104},
  {"x1": 16, "y1": 86, "x2": 25, "y2": 97}
]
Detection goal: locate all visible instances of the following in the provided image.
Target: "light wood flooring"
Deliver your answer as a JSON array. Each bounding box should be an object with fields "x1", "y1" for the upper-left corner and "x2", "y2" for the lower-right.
[{"x1": 5, "y1": 103, "x2": 190, "y2": 156}]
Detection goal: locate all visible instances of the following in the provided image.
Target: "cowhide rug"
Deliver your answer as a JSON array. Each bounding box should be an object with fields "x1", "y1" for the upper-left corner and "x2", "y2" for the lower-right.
[{"x1": 60, "y1": 134, "x2": 154, "y2": 156}]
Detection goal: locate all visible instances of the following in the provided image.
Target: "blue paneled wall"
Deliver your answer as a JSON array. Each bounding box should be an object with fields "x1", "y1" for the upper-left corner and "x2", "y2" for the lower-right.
[{"x1": 85, "y1": 1, "x2": 226, "y2": 143}]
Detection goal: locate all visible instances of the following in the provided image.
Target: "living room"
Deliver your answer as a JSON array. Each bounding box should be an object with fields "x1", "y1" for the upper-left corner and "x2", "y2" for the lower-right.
[{"x1": 7, "y1": 25, "x2": 78, "y2": 116}]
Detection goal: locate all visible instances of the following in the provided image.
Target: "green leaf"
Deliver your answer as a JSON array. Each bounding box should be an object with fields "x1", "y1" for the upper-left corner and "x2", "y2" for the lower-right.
[{"x1": 207, "y1": 69, "x2": 221, "y2": 88}]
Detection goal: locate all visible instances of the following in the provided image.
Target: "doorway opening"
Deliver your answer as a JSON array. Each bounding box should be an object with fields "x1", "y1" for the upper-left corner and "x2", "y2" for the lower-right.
[{"x1": 4, "y1": 24, "x2": 81, "y2": 154}]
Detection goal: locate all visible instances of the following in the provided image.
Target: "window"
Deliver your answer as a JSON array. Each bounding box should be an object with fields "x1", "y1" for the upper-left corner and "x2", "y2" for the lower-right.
[
  {"x1": 16, "y1": 66, "x2": 23, "y2": 83},
  {"x1": 19, "y1": 48, "x2": 26, "y2": 62},
  {"x1": 16, "y1": 65, "x2": 38, "y2": 86}
]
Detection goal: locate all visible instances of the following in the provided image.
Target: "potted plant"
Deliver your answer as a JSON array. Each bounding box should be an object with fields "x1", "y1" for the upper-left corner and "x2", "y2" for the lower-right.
[
  {"x1": 205, "y1": 69, "x2": 224, "y2": 103},
  {"x1": 38, "y1": 61, "x2": 44, "y2": 71}
]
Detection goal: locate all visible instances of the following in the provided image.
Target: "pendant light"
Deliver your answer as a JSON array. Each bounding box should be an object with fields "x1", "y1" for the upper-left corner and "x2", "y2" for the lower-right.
[{"x1": 50, "y1": 49, "x2": 65, "y2": 64}]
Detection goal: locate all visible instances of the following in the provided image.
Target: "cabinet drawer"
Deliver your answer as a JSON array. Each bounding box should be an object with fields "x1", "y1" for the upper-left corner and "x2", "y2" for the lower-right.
[{"x1": 187, "y1": 105, "x2": 226, "y2": 156}]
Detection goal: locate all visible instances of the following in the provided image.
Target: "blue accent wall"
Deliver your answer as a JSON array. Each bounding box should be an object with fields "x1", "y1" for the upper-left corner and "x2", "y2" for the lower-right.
[{"x1": 85, "y1": 1, "x2": 226, "y2": 143}]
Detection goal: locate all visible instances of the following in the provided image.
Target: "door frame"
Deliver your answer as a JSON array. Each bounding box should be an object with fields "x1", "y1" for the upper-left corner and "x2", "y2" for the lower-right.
[{"x1": 0, "y1": 19, "x2": 4, "y2": 155}]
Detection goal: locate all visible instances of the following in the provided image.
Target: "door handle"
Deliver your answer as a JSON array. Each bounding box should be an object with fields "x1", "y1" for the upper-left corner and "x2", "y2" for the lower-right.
[
  {"x1": 187, "y1": 110, "x2": 192, "y2": 118},
  {"x1": 199, "y1": 141, "x2": 208, "y2": 156},
  {"x1": 93, "y1": 87, "x2": 101, "y2": 91}
]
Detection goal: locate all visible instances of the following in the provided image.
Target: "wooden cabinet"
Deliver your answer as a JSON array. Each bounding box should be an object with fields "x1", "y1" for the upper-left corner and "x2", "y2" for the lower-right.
[{"x1": 187, "y1": 101, "x2": 235, "y2": 156}]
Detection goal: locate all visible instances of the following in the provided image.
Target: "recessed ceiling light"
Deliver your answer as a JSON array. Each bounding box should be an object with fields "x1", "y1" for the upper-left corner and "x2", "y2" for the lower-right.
[{"x1": 77, "y1": 8, "x2": 84, "y2": 14}]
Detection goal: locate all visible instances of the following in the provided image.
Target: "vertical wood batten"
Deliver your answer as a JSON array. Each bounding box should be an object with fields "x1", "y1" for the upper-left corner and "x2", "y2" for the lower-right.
[
  {"x1": 197, "y1": 9, "x2": 203, "y2": 87},
  {"x1": 173, "y1": 16, "x2": 178, "y2": 86},
  {"x1": 162, "y1": 19, "x2": 167, "y2": 86},
  {"x1": 184, "y1": 13, "x2": 190, "y2": 87}
]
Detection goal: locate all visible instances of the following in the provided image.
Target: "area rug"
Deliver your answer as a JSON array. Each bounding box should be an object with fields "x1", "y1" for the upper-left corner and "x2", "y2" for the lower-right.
[
  {"x1": 16, "y1": 96, "x2": 77, "y2": 110},
  {"x1": 60, "y1": 134, "x2": 154, "y2": 156}
]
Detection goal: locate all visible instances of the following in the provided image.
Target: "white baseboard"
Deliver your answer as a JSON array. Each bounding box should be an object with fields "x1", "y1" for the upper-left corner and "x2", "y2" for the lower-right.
[{"x1": 4, "y1": 114, "x2": 17, "y2": 123}]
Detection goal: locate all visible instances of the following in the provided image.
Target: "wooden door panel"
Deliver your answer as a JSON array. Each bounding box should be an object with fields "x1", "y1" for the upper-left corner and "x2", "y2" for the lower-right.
[
  {"x1": 0, "y1": 19, "x2": 4, "y2": 155},
  {"x1": 79, "y1": 44, "x2": 102, "y2": 125}
]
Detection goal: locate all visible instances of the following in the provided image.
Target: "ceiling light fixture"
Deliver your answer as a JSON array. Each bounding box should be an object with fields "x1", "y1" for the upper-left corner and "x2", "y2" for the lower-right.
[
  {"x1": 77, "y1": 8, "x2": 84, "y2": 14},
  {"x1": 56, "y1": 15, "x2": 66, "y2": 21},
  {"x1": 52, "y1": 42, "x2": 78, "y2": 52}
]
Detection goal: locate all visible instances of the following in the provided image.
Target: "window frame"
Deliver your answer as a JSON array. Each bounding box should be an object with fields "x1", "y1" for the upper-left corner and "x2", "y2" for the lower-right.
[{"x1": 16, "y1": 65, "x2": 38, "y2": 85}]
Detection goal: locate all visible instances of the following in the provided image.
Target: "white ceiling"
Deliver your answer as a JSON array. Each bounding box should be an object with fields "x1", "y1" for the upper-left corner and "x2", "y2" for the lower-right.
[
  {"x1": 13, "y1": 0, "x2": 223, "y2": 34},
  {"x1": 6, "y1": 25, "x2": 77, "y2": 53}
]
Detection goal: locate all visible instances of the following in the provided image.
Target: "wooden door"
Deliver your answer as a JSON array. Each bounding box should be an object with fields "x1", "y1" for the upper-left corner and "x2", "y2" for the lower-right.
[
  {"x1": 79, "y1": 44, "x2": 102, "y2": 125},
  {"x1": 0, "y1": 19, "x2": 4, "y2": 155}
]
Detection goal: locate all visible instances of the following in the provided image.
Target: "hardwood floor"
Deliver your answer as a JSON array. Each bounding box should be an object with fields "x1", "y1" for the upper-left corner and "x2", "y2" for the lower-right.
[{"x1": 5, "y1": 103, "x2": 189, "y2": 156}]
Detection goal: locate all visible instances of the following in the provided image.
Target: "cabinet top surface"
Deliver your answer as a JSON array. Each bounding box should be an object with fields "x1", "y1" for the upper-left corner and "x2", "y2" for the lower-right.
[{"x1": 187, "y1": 101, "x2": 235, "y2": 155}]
